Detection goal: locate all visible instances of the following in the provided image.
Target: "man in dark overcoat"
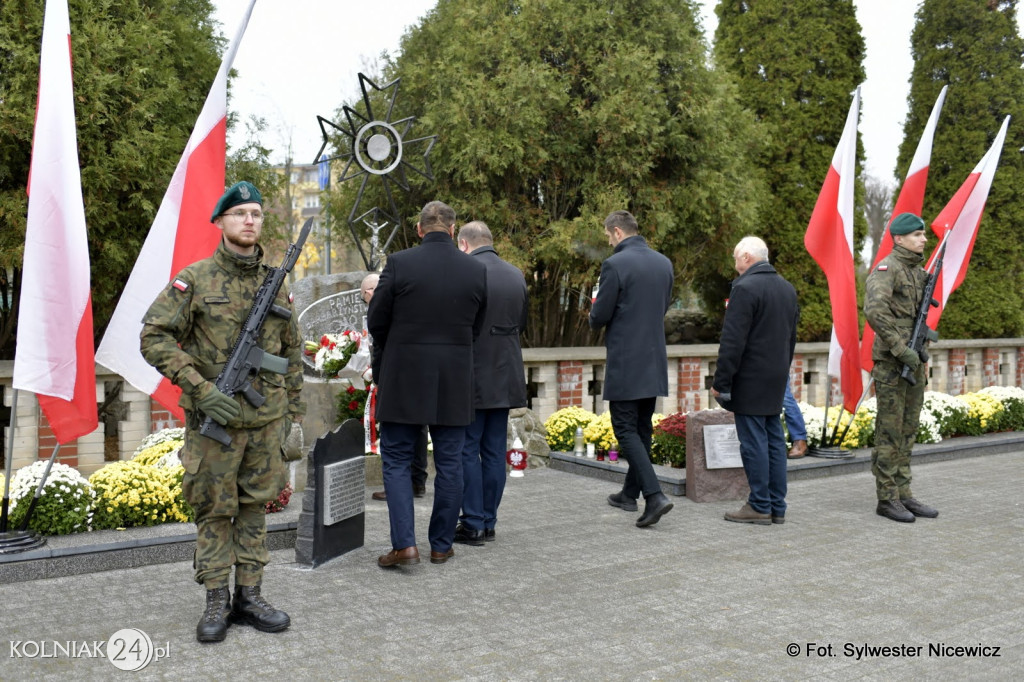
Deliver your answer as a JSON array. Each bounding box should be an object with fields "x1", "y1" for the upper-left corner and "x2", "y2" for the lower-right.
[
  {"x1": 368, "y1": 201, "x2": 487, "y2": 567},
  {"x1": 713, "y1": 236, "x2": 798, "y2": 525},
  {"x1": 590, "y1": 210, "x2": 675, "y2": 528},
  {"x1": 453, "y1": 221, "x2": 529, "y2": 545}
]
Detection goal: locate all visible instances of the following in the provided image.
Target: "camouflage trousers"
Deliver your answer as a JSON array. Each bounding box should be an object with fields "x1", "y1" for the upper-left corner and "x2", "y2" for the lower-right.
[
  {"x1": 870, "y1": 358, "x2": 926, "y2": 501},
  {"x1": 181, "y1": 417, "x2": 288, "y2": 589}
]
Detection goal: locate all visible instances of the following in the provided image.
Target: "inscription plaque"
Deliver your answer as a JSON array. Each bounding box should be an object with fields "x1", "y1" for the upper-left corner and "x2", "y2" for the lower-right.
[
  {"x1": 297, "y1": 289, "x2": 365, "y2": 372},
  {"x1": 322, "y1": 457, "x2": 366, "y2": 526},
  {"x1": 704, "y1": 424, "x2": 744, "y2": 469}
]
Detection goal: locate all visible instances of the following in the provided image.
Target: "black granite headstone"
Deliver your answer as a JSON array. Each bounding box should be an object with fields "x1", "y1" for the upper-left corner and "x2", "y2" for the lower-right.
[{"x1": 295, "y1": 419, "x2": 365, "y2": 567}]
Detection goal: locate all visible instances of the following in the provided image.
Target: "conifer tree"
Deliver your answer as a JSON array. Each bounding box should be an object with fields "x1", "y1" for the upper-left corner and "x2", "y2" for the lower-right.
[
  {"x1": 331, "y1": 0, "x2": 768, "y2": 346},
  {"x1": 714, "y1": 0, "x2": 866, "y2": 340},
  {"x1": 0, "y1": 0, "x2": 225, "y2": 356},
  {"x1": 898, "y1": 0, "x2": 1024, "y2": 338}
]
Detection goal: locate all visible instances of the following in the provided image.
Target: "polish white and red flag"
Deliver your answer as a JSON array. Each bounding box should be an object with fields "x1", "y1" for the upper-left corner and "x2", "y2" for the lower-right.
[
  {"x1": 95, "y1": 0, "x2": 258, "y2": 419},
  {"x1": 13, "y1": 0, "x2": 97, "y2": 444},
  {"x1": 804, "y1": 88, "x2": 862, "y2": 414},
  {"x1": 925, "y1": 115, "x2": 1010, "y2": 329},
  {"x1": 860, "y1": 86, "x2": 947, "y2": 372}
]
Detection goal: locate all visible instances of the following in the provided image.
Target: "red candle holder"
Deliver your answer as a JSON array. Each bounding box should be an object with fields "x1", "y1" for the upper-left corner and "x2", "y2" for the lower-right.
[{"x1": 506, "y1": 438, "x2": 528, "y2": 478}]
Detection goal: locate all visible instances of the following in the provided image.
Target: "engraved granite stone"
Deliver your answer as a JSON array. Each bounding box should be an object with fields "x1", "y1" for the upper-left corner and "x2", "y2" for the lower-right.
[{"x1": 685, "y1": 409, "x2": 749, "y2": 503}]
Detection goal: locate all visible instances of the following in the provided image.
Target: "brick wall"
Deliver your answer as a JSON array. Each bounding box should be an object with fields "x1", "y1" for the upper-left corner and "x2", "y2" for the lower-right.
[{"x1": 3, "y1": 337, "x2": 1024, "y2": 474}]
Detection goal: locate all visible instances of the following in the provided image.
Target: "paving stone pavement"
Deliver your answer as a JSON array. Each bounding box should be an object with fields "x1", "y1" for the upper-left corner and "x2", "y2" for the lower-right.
[{"x1": 0, "y1": 451, "x2": 1021, "y2": 680}]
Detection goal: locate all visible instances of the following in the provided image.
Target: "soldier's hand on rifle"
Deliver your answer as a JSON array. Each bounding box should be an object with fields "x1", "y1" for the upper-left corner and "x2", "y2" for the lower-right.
[
  {"x1": 195, "y1": 382, "x2": 241, "y2": 426},
  {"x1": 896, "y1": 347, "x2": 922, "y2": 371}
]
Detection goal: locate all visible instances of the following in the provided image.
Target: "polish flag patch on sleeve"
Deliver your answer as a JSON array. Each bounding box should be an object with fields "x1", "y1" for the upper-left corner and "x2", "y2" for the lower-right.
[
  {"x1": 876, "y1": 265, "x2": 888, "y2": 271},
  {"x1": 172, "y1": 279, "x2": 189, "y2": 292}
]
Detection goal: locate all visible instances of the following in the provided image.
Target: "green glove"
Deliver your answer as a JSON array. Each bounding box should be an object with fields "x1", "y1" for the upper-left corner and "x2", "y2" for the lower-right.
[
  {"x1": 195, "y1": 383, "x2": 241, "y2": 426},
  {"x1": 896, "y1": 347, "x2": 922, "y2": 371}
]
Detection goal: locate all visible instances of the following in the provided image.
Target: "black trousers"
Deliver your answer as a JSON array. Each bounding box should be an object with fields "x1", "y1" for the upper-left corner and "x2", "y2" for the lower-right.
[{"x1": 610, "y1": 397, "x2": 660, "y2": 499}]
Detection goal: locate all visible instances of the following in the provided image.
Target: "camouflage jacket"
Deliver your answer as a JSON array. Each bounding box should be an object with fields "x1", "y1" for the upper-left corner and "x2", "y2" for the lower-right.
[
  {"x1": 140, "y1": 241, "x2": 305, "y2": 428},
  {"x1": 864, "y1": 244, "x2": 927, "y2": 362}
]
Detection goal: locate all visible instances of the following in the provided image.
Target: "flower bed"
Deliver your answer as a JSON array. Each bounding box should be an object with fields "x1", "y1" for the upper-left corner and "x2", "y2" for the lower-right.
[
  {"x1": 1, "y1": 426, "x2": 294, "y2": 536},
  {"x1": 3, "y1": 461, "x2": 93, "y2": 535},
  {"x1": 799, "y1": 387, "x2": 1024, "y2": 449},
  {"x1": 651, "y1": 412, "x2": 686, "y2": 467}
]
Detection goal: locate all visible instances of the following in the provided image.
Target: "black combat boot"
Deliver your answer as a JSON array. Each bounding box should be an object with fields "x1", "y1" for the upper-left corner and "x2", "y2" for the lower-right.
[
  {"x1": 196, "y1": 586, "x2": 231, "y2": 643},
  {"x1": 876, "y1": 499, "x2": 915, "y2": 523},
  {"x1": 901, "y1": 498, "x2": 939, "y2": 518},
  {"x1": 230, "y1": 585, "x2": 291, "y2": 632}
]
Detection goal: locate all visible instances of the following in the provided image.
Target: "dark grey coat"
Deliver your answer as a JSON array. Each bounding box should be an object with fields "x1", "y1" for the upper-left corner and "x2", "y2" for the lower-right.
[
  {"x1": 712, "y1": 261, "x2": 798, "y2": 416},
  {"x1": 589, "y1": 235, "x2": 674, "y2": 401},
  {"x1": 469, "y1": 246, "x2": 528, "y2": 409},
  {"x1": 368, "y1": 231, "x2": 487, "y2": 425}
]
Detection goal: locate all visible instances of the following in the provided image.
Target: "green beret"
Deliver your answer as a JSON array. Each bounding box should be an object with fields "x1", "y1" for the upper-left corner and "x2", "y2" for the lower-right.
[
  {"x1": 889, "y1": 212, "x2": 925, "y2": 236},
  {"x1": 210, "y1": 181, "x2": 263, "y2": 222}
]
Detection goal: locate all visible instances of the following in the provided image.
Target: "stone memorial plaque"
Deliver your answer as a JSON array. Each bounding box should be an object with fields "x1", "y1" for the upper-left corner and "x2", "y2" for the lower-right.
[
  {"x1": 686, "y1": 410, "x2": 748, "y2": 503},
  {"x1": 297, "y1": 289, "x2": 365, "y2": 372},
  {"x1": 296, "y1": 420, "x2": 366, "y2": 567},
  {"x1": 322, "y1": 457, "x2": 366, "y2": 526},
  {"x1": 704, "y1": 424, "x2": 744, "y2": 469}
]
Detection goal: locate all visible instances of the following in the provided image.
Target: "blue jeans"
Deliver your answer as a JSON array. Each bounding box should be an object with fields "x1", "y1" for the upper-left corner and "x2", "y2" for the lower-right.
[
  {"x1": 381, "y1": 422, "x2": 464, "y2": 552},
  {"x1": 782, "y1": 385, "x2": 807, "y2": 442},
  {"x1": 460, "y1": 408, "x2": 510, "y2": 531},
  {"x1": 733, "y1": 413, "x2": 788, "y2": 516},
  {"x1": 609, "y1": 398, "x2": 660, "y2": 499}
]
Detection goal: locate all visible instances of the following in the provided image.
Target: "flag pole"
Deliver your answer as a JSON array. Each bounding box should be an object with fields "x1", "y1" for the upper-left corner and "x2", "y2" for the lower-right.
[
  {"x1": 1, "y1": 388, "x2": 18, "y2": 531},
  {"x1": 809, "y1": 373, "x2": 853, "y2": 459},
  {"x1": 17, "y1": 444, "x2": 61, "y2": 532},
  {"x1": 0, "y1": 389, "x2": 46, "y2": 553},
  {"x1": 834, "y1": 378, "x2": 874, "y2": 447}
]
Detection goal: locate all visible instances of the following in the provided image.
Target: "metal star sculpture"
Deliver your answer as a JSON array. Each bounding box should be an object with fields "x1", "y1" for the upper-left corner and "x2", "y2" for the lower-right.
[{"x1": 314, "y1": 73, "x2": 437, "y2": 270}]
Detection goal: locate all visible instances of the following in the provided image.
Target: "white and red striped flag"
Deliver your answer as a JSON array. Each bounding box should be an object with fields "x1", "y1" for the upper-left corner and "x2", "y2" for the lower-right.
[
  {"x1": 860, "y1": 86, "x2": 947, "y2": 372},
  {"x1": 804, "y1": 88, "x2": 862, "y2": 414},
  {"x1": 95, "y1": 0, "x2": 258, "y2": 419},
  {"x1": 13, "y1": 0, "x2": 97, "y2": 444},
  {"x1": 925, "y1": 115, "x2": 1010, "y2": 329}
]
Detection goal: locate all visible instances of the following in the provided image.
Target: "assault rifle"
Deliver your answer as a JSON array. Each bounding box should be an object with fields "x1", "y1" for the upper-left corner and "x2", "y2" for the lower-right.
[
  {"x1": 199, "y1": 218, "x2": 314, "y2": 445},
  {"x1": 900, "y1": 234, "x2": 949, "y2": 386}
]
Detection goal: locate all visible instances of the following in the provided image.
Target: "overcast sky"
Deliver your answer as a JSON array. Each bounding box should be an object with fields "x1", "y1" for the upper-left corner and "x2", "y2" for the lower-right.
[{"x1": 211, "y1": 1, "x2": 1008, "y2": 183}]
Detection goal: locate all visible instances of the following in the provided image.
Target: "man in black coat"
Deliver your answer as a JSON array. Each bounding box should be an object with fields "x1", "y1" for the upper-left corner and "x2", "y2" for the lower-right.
[
  {"x1": 590, "y1": 210, "x2": 675, "y2": 528},
  {"x1": 712, "y1": 236, "x2": 799, "y2": 526},
  {"x1": 361, "y1": 273, "x2": 428, "y2": 503},
  {"x1": 368, "y1": 201, "x2": 487, "y2": 567},
  {"x1": 453, "y1": 221, "x2": 529, "y2": 546}
]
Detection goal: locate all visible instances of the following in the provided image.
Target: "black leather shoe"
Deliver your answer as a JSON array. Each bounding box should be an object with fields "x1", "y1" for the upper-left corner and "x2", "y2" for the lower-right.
[
  {"x1": 454, "y1": 523, "x2": 485, "y2": 546},
  {"x1": 636, "y1": 492, "x2": 673, "y2": 527},
  {"x1": 901, "y1": 498, "x2": 938, "y2": 518},
  {"x1": 230, "y1": 585, "x2": 290, "y2": 633},
  {"x1": 196, "y1": 587, "x2": 231, "y2": 643},
  {"x1": 484, "y1": 528, "x2": 495, "y2": 542},
  {"x1": 771, "y1": 515, "x2": 785, "y2": 525},
  {"x1": 607, "y1": 492, "x2": 638, "y2": 512},
  {"x1": 876, "y1": 499, "x2": 915, "y2": 523},
  {"x1": 413, "y1": 484, "x2": 426, "y2": 498}
]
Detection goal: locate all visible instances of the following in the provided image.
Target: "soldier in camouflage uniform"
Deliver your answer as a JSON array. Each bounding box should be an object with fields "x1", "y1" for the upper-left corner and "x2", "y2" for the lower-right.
[
  {"x1": 864, "y1": 212, "x2": 939, "y2": 524},
  {"x1": 141, "y1": 181, "x2": 306, "y2": 642}
]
